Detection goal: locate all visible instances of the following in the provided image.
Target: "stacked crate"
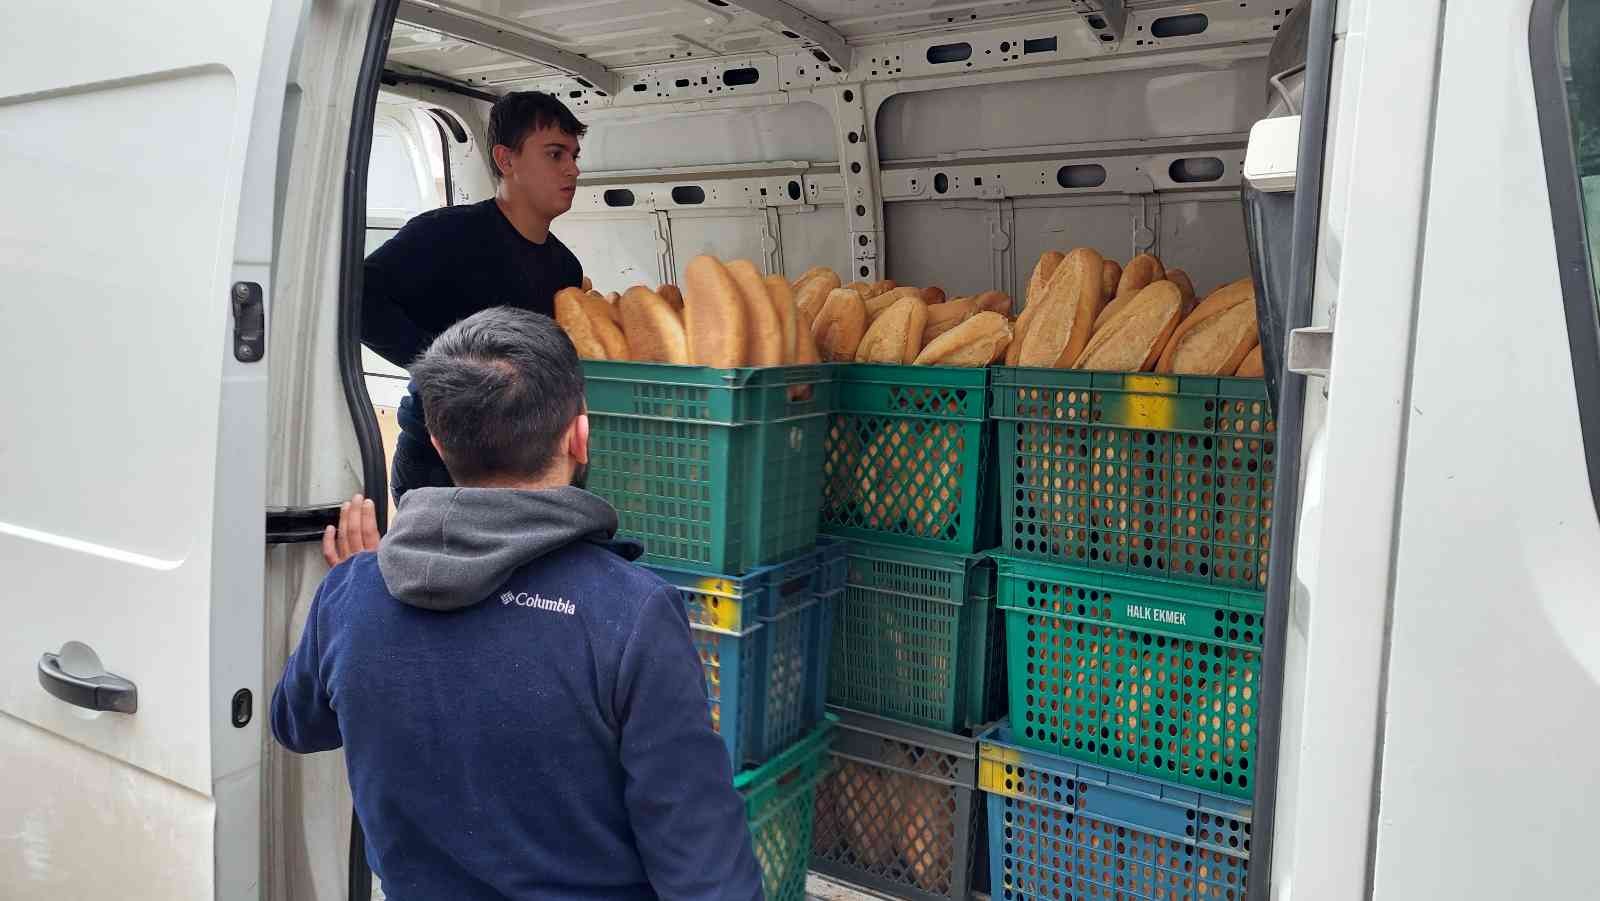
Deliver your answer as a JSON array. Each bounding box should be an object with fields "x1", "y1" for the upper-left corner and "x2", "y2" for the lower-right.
[
  {"x1": 981, "y1": 368, "x2": 1271, "y2": 899},
  {"x1": 808, "y1": 364, "x2": 1007, "y2": 901},
  {"x1": 580, "y1": 361, "x2": 840, "y2": 895}
]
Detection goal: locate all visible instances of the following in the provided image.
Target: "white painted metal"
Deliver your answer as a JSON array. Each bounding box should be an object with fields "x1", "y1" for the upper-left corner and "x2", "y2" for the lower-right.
[
  {"x1": 578, "y1": 102, "x2": 837, "y2": 170},
  {"x1": 1265, "y1": 2, "x2": 1445, "y2": 899},
  {"x1": 718, "y1": 0, "x2": 853, "y2": 69},
  {"x1": 0, "y1": 1, "x2": 295, "y2": 899},
  {"x1": 396, "y1": 0, "x2": 621, "y2": 96},
  {"x1": 1245, "y1": 114, "x2": 1302, "y2": 192},
  {"x1": 1370, "y1": 0, "x2": 1600, "y2": 897}
]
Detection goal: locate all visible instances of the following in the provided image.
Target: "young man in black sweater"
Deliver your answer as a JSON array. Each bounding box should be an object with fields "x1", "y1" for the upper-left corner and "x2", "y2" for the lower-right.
[{"x1": 363, "y1": 91, "x2": 587, "y2": 500}]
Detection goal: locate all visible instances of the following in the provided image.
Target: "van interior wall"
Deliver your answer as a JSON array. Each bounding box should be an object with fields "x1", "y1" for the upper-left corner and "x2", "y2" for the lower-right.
[{"x1": 558, "y1": 57, "x2": 1264, "y2": 299}]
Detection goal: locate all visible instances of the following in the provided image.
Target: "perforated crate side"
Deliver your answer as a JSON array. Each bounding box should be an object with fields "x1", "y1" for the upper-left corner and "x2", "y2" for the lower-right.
[
  {"x1": 980, "y1": 724, "x2": 1251, "y2": 901},
  {"x1": 821, "y1": 365, "x2": 996, "y2": 553},
  {"x1": 811, "y1": 709, "x2": 982, "y2": 901},
  {"x1": 738, "y1": 720, "x2": 834, "y2": 901},
  {"x1": 692, "y1": 625, "x2": 761, "y2": 769},
  {"x1": 752, "y1": 595, "x2": 832, "y2": 763},
  {"x1": 992, "y1": 367, "x2": 1275, "y2": 591},
  {"x1": 826, "y1": 544, "x2": 1001, "y2": 731},
  {"x1": 997, "y1": 557, "x2": 1264, "y2": 799},
  {"x1": 584, "y1": 362, "x2": 834, "y2": 574}
]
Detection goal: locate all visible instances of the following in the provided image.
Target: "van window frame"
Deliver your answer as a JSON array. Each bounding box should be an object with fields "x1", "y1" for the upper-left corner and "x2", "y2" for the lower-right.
[{"x1": 1530, "y1": 0, "x2": 1600, "y2": 520}]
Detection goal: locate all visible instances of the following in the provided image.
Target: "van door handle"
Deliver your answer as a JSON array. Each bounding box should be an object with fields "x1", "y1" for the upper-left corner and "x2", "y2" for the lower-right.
[{"x1": 37, "y1": 642, "x2": 138, "y2": 714}]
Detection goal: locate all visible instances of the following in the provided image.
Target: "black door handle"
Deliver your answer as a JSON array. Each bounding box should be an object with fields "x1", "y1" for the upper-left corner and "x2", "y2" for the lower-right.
[{"x1": 38, "y1": 643, "x2": 138, "y2": 714}]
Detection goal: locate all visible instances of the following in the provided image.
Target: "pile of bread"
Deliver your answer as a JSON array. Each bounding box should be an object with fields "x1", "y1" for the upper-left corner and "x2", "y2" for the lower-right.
[
  {"x1": 553, "y1": 255, "x2": 1014, "y2": 368},
  {"x1": 1012, "y1": 247, "x2": 1266, "y2": 377}
]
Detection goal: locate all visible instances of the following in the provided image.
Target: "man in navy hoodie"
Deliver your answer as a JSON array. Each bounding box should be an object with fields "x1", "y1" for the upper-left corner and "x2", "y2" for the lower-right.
[{"x1": 270, "y1": 307, "x2": 763, "y2": 900}]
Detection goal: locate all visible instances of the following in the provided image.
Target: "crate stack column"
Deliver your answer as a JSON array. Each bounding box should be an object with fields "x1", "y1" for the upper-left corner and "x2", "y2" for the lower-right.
[
  {"x1": 808, "y1": 363, "x2": 1007, "y2": 901},
  {"x1": 580, "y1": 360, "x2": 841, "y2": 901},
  {"x1": 980, "y1": 367, "x2": 1275, "y2": 899}
]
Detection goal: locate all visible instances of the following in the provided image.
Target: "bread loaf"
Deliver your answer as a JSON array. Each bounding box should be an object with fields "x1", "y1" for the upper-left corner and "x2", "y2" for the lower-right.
[
  {"x1": 580, "y1": 276, "x2": 593, "y2": 292},
  {"x1": 580, "y1": 294, "x2": 630, "y2": 359},
  {"x1": 846, "y1": 280, "x2": 872, "y2": 296},
  {"x1": 1026, "y1": 251, "x2": 1065, "y2": 311},
  {"x1": 1005, "y1": 301, "x2": 1040, "y2": 365},
  {"x1": 1156, "y1": 277, "x2": 1258, "y2": 374},
  {"x1": 604, "y1": 290, "x2": 621, "y2": 307},
  {"x1": 1116, "y1": 253, "x2": 1165, "y2": 298},
  {"x1": 854, "y1": 296, "x2": 927, "y2": 364},
  {"x1": 794, "y1": 308, "x2": 822, "y2": 364},
  {"x1": 915, "y1": 311, "x2": 1012, "y2": 366},
  {"x1": 1235, "y1": 344, "x2": 1265, "y2": 378},
  {"x1": 1101, "y1": 260, "x2": 1123, "y2": 300},
  {"x1": 865, "y1": 286, "x2": 924, "y2": 321},
  {"x1": 812, "y1": 289, "x2": 867, "y2": 362},
  {"x1": 790, "y1": 265, "x2": 832, "y2": 290},
  {"x1": 1091, "y1": 292, "x2": 1134, "y2": 334},
  {"x1": 920, "y1": 286, "x2": 947, "y2": 305},
  {"x1": 863, "y1": 279, "x2": 897, "y2": 300},
  {"x1": 921, "y1": 297, "x2": 978, "y2": 343},
  {"x1": 1165, "y1": 268, "x2": 1197, "y2": 314},
  {"x1": 555, "y1": 287, "x2": 608, "y2": 360},
  {"x1": 1074, "y1": 281, "x2": 1183, "y2": 371},
  {"x1": 681, "y1": 255, "x2": 748, "y2": 368},
  {"x1": 761, "y1": 274, "x2": 799, "y2": 363},
  {"x1": 975, "y1": 290, "x2": 1012, "y2": 316},
  {"x1": 619, "y1": 287, "x2": 689, "y2": 364},
  {"x1": 657, "y1": 283, "x2": 684, "y2": 311},
  {"x1": 724, "y1": 259, "x2": 784, "y2": 367},
  {"x1": 794, "y1": 270, "x2": 841, "y2": 321},
  {"x1": 1016, "y1": 247, "x2": 1106, "y2": 368}
]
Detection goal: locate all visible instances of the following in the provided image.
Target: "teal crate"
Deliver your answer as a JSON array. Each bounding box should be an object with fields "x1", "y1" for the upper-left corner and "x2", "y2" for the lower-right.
[
  {"x1": 660, "y1": 558, "x2": 833, "y2": 769},
  {"x1": 821, "y1": 364, "x2": 997, "y2": 554},
  {"x1": 981, "y1": 724, "x2": 1251, "y2": 901},
  {"x1": 996, "y1": 556, "x2": 1263, "y2": 800},
  {"x1": 991, "y1": 367, "x2": 1275, "y2": 592},
  {"x1": 737, "y1": 718, "x2": 835, "y2": 901},
  {"x1": 585, "y1": 361, "x2": 835, "y2": 574},
  {"x1": 825, "y1": 542, "x2": 1006, "y2": 733}
]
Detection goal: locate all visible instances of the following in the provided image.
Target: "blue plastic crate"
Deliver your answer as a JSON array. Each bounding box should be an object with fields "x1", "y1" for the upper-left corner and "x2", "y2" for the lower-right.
[
  {"x1": 811, "y1": 536, "x2": 849, "y2": 599},
  {"x1": 660, "y1": 558, "x2": 834, "y2": 769},
  {"x1": 979, "y1": 724, "x2": 1251, "y2": 901},
  {"x1": 653, "y1": 553, "x2": 817, "y2": 633}
]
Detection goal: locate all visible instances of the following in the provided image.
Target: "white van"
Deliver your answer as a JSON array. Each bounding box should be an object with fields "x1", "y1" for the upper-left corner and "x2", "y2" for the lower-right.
[{"x1": 5, "y1": 1, "x2": 1599, "y2": 898}]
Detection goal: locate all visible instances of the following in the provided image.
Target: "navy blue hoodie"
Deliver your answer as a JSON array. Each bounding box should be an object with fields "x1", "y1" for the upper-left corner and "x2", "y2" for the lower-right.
[{"x1": 270, "y1": 486, "x2": 762, "y2": 901}]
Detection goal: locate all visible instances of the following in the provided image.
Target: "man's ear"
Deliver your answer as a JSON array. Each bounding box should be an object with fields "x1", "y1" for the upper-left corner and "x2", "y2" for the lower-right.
[
  {"x1": 430, "y1": 435, "x2": 446, "y2": 460},
  {"x1": 570, "y1": 413, "x2": 590, "y2": 465},
  {"x1": 491, "y1": 143, "x2": 514, "y2": 178}
]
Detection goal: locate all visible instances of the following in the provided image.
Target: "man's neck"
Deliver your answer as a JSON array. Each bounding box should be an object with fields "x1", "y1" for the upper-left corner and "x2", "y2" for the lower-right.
[
  {"x1": 463, "y1": 474, "x2": 570, "y2": 492},
  {"x1": 494, "y1": 192, "x2": 552, "y2": 244}
]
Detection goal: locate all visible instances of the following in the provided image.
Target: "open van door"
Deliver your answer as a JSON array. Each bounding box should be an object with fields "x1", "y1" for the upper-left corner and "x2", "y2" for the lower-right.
[{"x1": 0, "y1": 2, "x2": 300, "y2": 897}]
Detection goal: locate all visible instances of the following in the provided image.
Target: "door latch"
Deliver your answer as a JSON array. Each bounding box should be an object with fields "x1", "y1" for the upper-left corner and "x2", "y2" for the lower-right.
[
  {"x1": 231, "y1": 281, "x2": 265, "y2": 362},
  {"x1": 1286, "y1": 325, "x2": 1334, "y2": 378}
]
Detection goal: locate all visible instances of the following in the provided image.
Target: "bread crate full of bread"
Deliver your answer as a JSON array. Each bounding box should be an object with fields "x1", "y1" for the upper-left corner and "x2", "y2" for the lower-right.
[
  {"x1": 561, "y1": 255, "x2": 836, "y2": 574},
  {"x1": 993, "y1": 250, "x2": 1277, "y2": 592}
]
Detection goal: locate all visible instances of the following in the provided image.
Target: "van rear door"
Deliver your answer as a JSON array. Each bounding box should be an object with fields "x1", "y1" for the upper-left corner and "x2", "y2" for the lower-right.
[{"x1": 0, "y1": 1, "x2": 297, "y2": 897}]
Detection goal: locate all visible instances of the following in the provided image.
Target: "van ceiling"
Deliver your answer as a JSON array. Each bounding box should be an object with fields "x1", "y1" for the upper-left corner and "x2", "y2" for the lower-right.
[{"x1": 389, "y1": 0, "x2": 1190, "y2": 92}]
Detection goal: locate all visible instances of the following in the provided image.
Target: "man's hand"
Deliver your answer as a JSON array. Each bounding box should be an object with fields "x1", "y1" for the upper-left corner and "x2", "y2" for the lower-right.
[{"x1": 322, "y1": 493, "x2": 381, "y2": 567}]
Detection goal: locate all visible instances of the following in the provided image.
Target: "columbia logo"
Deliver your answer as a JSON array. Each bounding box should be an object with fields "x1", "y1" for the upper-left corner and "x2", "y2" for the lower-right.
[{"x1": 500, "y1": 591, "x2": 576, "y2": 615}]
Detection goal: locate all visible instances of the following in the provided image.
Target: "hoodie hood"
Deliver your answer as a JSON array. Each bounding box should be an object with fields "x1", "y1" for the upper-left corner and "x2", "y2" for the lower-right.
[{"x1": 378, "y1": 486, "x2": 636, "y2": 611}]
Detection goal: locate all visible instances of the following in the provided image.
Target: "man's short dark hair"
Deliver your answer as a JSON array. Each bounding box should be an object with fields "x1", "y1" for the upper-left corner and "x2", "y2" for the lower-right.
[
  {"x1": 486, "y1": 91, "x2": 588, "y2": 179},
  {"x1": 409, "y1": 307, "x2": 585, "y2": 483}
]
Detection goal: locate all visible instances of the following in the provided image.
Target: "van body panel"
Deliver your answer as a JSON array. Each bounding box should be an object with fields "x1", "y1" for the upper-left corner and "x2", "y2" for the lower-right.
[{"x1": 0, "y1": 0, "x2": 294, "y2": 896}]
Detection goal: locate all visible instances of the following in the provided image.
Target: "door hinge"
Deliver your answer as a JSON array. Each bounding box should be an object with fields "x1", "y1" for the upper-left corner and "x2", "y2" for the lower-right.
[
  {"x1": 266, "y1": 506, "x2": 343, "y2": 544},
  {"x1": 231, "y1": 281, "x2": 265, "y2": 362}
]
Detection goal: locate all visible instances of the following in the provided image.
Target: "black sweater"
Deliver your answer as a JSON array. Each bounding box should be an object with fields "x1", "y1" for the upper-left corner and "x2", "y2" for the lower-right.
[{"x1": 362, "y1": 200, "x2": 584, "y2": 485}]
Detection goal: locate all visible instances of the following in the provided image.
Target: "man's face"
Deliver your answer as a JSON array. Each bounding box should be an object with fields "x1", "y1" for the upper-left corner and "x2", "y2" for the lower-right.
[{"x1": 498, "y1": 125, "x2": 581, "y2": 220}]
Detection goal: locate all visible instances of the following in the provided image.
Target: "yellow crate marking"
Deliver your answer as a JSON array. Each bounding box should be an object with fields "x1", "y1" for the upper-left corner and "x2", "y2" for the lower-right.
[
  {"x1": 1115, "y1": 375, "x2": 1179, "y2": 430},
  {"x1": 696, "y1": 577, "x2": 745, "y2": 632},
  {"x1": 978, "y1": 743, "x2": 1024, "y2": 797}
]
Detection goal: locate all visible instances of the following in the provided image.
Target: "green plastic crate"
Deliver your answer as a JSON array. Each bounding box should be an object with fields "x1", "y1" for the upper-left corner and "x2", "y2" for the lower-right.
[
  {"x1": 826, "y1": 542, "x2": 1006, "y2": 732},
  {"x1": 996, "y1": 556, "x2": 1264, "y2": 800},
  {"x1": 820, "y1": 364, "x2": 996, "y2": 554},
  {"x1": 736, "y1": 718, "x2": 834, "y2": 901},
  {"x1": 584, "y1": 361, "x2": 834, "y2": 574},
  {"x1": 991, "y1": 367, "x2": 1275, "y2": 592}
]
